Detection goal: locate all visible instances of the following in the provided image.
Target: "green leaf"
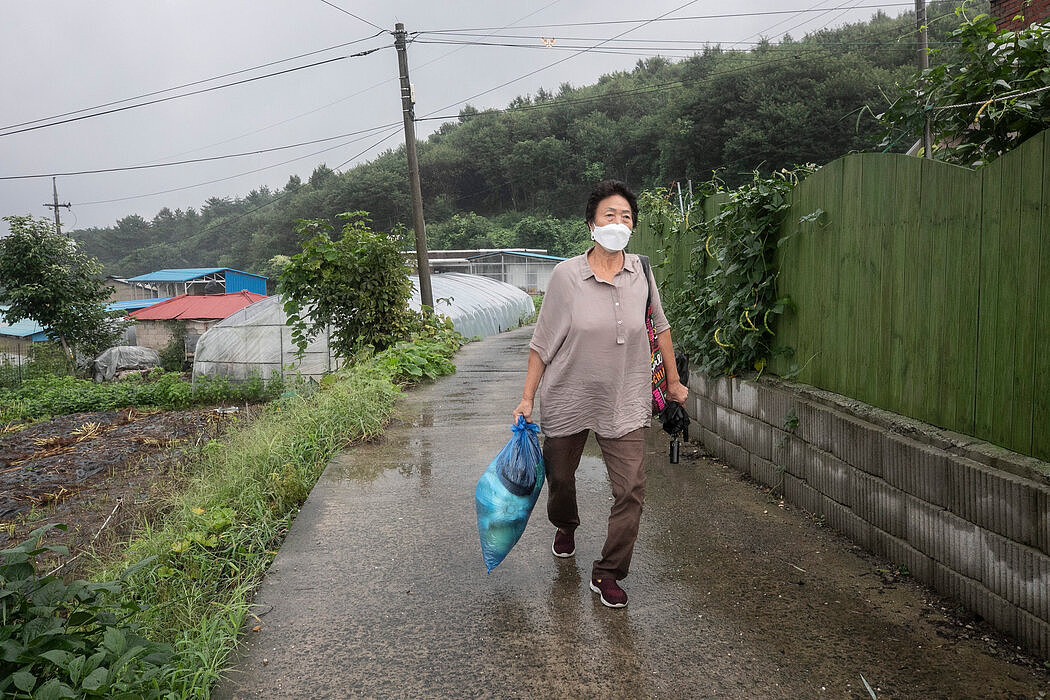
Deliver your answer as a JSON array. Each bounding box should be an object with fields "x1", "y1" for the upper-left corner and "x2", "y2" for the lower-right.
[
  {"x1": 30, "y1": 678, "x2": 76, "y2": 700},
  {"x1": 38, "y1": 649, "x2": 74, "y2": 668},
  {"x1": 12, "y1": 669, "x2": 36, "y2": 692},
  {"x1": 80, "y1": 666, "x2": 108, "y2": 691},
  {"x1": 102, "y1": 627, "x2": 126, "y2": 656}
]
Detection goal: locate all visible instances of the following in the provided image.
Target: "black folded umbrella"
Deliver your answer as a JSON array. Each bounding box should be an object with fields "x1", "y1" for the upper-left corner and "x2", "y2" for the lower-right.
[
  {"x1": 659, "y1": 352, "x2": 691, "y2": 441},
  {"x1": 659, "y1": 402, "x2": 690, "y2": 441}
]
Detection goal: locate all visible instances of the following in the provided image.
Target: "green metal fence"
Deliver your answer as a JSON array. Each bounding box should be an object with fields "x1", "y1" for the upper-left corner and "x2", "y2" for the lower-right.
[{"x1": 636, "y1": 130, "x2": 1049, "y2": 462}]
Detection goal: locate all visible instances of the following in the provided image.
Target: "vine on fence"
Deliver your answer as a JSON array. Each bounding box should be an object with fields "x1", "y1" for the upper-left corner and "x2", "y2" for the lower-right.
[{"x1": 642, "y1": 165, "x2": 817, "y2": 377}]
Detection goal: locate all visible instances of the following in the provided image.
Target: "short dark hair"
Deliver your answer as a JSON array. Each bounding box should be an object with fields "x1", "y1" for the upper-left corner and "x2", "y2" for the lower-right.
[{"x1": 585, "y1": 180, "x2": 638, "y2": 225}]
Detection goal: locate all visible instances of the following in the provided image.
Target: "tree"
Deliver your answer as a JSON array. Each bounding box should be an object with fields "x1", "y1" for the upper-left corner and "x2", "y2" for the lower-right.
[
  {"x1": 278, "y1": 212, "x2": 417, "y2": 359},
  {"x1": 0, "y1": 216, "x2": 125, "y2": 364}
]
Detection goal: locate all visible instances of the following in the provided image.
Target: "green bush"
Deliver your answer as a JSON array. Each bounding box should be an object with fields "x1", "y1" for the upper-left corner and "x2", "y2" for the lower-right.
[
  {"x1": 157, "y1": 323, "x2": 187, "y2": 373},
  {"x1": 279, "y1": 213, "x2": 417, "y2": 358},
  {"x1": 0, "y1": 525, "x2": 171, "y2": 699}
]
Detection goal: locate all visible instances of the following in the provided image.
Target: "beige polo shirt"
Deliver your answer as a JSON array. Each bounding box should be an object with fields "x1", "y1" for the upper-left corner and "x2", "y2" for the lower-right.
[{"x1": 530, "y1": 250, "x2": 670, "y2": 439}]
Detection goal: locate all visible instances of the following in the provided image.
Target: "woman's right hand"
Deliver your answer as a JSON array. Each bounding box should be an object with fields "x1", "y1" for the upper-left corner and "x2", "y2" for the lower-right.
[{"x1": 513, "y1": 397, "x2": 534, "y2": 424}]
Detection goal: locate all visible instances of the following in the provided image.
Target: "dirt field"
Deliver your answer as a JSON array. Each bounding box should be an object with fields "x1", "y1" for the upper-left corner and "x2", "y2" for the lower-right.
[{"x1": 0, "y1": 405, "x2": 253, "y2": 571}]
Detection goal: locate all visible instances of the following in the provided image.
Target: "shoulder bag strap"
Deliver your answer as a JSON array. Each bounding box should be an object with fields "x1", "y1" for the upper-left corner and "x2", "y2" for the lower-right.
[{"x1": 638, "y1": 254, "x2": 653, "y2": 312}]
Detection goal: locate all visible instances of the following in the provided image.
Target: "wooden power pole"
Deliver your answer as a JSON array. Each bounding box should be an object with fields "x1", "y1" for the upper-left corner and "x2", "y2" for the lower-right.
[
  {"x1": 43, "y1": 177, "x2": 71, "y2": 235},
  {"x1": 915, "y1": 0, "x2": 933, "y2": 158},
  {"x1": 394, "y1": 23, "x2": 433, "y2": 309}
]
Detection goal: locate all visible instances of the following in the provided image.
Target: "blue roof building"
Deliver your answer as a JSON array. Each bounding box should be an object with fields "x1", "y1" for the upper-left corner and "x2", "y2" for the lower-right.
[
  {"x1": 106, "y1": 298, "x2": 172, "y2": 312},
  {"x1": 0, "y1": 307, "x2": 49, "y2": 349},
  {"x1": 125, "y1": 268, "x2": 267, "y2": 297}
]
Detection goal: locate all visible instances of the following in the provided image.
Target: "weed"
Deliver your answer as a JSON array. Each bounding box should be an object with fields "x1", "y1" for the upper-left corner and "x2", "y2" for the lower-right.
[{"x1": 92, "y1": 353, "x2": 435, "y2": 695}]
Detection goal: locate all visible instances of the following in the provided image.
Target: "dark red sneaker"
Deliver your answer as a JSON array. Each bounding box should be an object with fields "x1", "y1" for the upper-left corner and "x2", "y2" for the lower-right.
[
  {"x1": 551, "y1": 529, "x2": 575, "y2": 558},
  {"x1": 590, "y1": 577, "x2": 628, "y2": 608}
]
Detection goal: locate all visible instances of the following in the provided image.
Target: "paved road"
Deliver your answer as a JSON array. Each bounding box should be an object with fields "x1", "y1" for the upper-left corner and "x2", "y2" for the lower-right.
[{"x1": 216, "y1": 326, "x2": 1048, "y2": 699}]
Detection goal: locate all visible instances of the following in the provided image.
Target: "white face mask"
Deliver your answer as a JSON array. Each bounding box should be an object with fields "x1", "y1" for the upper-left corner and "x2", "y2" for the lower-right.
[{"x1": 590, "y1": 222, "x2": 632, "y2": 252}]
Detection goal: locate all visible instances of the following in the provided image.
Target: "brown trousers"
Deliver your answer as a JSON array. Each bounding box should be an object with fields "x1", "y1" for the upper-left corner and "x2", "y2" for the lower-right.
[{"x1": 542, "y1": 427, "x2": 646, "y2": 581}]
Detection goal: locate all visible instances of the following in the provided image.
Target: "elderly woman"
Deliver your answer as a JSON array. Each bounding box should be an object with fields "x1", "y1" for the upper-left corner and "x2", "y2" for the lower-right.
[{"x1": 513, "y1": 179, "x2": 688, "y2": 608}]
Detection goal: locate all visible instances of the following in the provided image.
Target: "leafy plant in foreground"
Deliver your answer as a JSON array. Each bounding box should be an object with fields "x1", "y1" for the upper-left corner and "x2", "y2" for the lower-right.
[{"x1": 0, "y1": 524, "x2": 170, "y2": 699}]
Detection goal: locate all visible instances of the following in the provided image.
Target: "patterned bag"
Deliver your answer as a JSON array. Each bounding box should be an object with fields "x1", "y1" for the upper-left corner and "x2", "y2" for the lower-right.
[{"x1": 639, "y1": 256, "x2": 668, "y2": 416}]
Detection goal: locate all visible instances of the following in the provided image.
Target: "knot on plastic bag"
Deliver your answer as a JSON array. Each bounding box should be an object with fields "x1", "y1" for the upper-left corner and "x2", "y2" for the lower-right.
[{"x1": 511, "y1": 415, "x2": 540, "y2": 436}]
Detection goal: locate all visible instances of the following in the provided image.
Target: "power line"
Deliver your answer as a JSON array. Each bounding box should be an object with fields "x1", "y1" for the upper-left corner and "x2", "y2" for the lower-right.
[
  {"x1": 933, "y1": 83, "x2": 1050, "y2": 111},
  {"x1": 411, "y1": 3, "x2": 915, "y2": 34},
  {"x1": 317, "y1": 0, "x2": 386, "y2": 31},
  {"x1": 410, "y1": 0, "x2": 565, "y2": 73},
  {"x1": 58, "y1": 6, "x2": 568, "y2": 210},
  {"x1": 415, "y1": 5, "x2": 962, "y2": 126},
  {"x1": 71, "y1": 127, "x2": 402, "y2": 207},
  {"x1": 0, "y1": 47, "x2": 389, "y2": 138},
  {"x1": 152, "y1": 127, "x2": 404, "y2": 241},
  {"x1": 768, "y1": 0, "x2": 871, "y2": 44},
  {"x1": 63, "y1": 4, "x2": 959, "y2": 216},
  {"x1": 420, "y1": 0, "x2": 707, "y2": 119},
  {"x1": 411, "y1": 37, "x2": 949, "y2": 50},
  {"x1": 729, "y1": 0, "x2": 853, "y2": 47},
  {"x1": 0, "y1": 124, "x2": 401, "y2": 181},
  {"x1": 0, "y1": 31, "x2": 387, "y2": 134}
]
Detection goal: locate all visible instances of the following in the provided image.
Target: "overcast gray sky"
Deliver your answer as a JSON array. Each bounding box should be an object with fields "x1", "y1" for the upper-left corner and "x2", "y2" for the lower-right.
[{"x1": 0, "y1": 0, "x2": 917, "y2": 235}]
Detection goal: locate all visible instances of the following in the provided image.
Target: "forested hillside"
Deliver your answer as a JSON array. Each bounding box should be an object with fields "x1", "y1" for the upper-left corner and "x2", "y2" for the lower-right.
[{"x1": 74, "y1": 1, "x2": 981, "y2": 276}]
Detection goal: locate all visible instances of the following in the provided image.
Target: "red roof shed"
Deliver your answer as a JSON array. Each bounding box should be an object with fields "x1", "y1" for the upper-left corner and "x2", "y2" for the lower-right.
[{"x1": 129, "y1": 291, "x2": 267, "y2": 321}]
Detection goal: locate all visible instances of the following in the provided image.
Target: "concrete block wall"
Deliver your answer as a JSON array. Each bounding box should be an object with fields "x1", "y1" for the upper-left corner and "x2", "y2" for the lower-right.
[{"x1": 690, "y1": 371, "x2": 1050, "y2": 659}]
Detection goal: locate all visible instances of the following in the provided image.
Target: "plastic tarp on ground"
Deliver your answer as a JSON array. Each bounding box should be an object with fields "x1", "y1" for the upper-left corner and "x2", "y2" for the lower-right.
[
  {"x1": 92, "y1": 346, "x2": 161, "y2": 382},
  {"x1": 192, "y1": 273, "x2": 535, "y2": 382}
]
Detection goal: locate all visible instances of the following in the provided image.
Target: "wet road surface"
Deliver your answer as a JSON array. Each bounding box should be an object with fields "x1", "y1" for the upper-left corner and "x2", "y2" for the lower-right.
[{"x1": 216, "y1": 326, "x2": 1049, "y2": 699}]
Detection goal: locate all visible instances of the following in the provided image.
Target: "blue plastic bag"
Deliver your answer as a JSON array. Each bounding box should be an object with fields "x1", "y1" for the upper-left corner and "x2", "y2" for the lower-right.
[{"x1": 475, "y1": 417, "x2": 545, "y2": 572}]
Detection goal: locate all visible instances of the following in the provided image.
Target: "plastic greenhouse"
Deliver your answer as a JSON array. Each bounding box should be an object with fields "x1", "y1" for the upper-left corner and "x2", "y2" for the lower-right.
[
  {"x1": 415, "y1": 273, "x2": 534, "y2": 339},
  {"x1": 192, "y1": 273, "x2": 535, "y2": 381}
]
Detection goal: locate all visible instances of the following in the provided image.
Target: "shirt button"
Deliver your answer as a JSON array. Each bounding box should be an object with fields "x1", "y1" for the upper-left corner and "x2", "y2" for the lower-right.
[
  {"x1": 617, "y1": 320, "x2": 622, "y2": 325},
  {"x1": 615, "y1": 302, "x2": 620, "y2": 306}
]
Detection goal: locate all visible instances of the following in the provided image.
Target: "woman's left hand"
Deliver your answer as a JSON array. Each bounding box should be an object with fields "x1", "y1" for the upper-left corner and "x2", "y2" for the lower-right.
[{"x1": 667, "y1": 379, "x2": 688, "y2": 406}]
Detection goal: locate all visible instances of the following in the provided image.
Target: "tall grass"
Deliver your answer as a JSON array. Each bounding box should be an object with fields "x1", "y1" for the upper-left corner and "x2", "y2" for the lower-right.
[{"x1": 100, "y1": 361, "x2": 403, "y2": 697}]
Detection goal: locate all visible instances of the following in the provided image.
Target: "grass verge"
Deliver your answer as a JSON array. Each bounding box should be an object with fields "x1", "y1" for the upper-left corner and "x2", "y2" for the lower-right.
[{"x1": 111, "y1": 361, "x2": 401, "y2": 696}]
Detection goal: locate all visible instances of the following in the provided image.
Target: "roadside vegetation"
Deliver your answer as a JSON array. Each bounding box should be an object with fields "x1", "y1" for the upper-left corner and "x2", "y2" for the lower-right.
[
  {"x1": 0, "y1": 321, "x2": 463, "y2": 698},
  {"x1": 0, "y1": 210, "x2": 466, "y2": 697}
]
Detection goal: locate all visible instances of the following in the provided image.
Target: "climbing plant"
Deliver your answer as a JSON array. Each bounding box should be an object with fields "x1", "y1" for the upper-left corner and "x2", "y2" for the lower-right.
[
  {"x1": 878, "y1": 10, "x2": 1050, "y2": 167},
  {"x1": 644, "y1": 166, "x2": 817, "y2": 377}
]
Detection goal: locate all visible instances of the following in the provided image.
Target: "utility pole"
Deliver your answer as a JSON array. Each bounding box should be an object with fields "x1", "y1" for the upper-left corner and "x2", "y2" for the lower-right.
[
  {"x1": 43, "y1": 177, "x2": 71, "y2": 235},
  {"x1": 916, "y1": 0, "x2": 933, "y2": 158},
  {"x1": 394, "y1": 23, "x2": 433, "y2": 309}
]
